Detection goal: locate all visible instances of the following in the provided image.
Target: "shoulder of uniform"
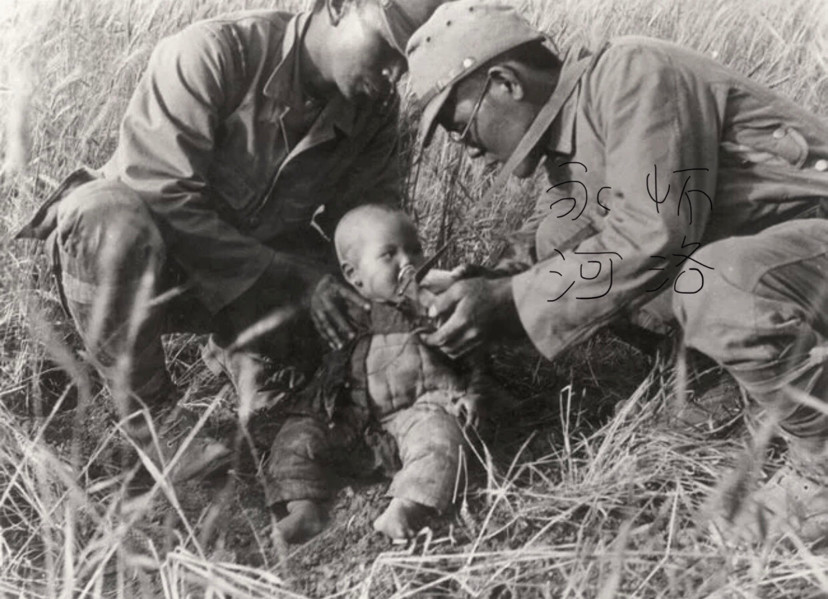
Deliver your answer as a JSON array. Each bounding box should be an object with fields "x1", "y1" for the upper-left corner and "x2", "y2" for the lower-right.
[
  {"x1": 601, "y1": 35, "x2": 725, "y2": 74},
  {"x1": 199, "y1": 9, "x2": 293, "y2": 30},
  {"x1": 599, "y1": 36, "x2": 679, "y2": 64},
  {"x1": 171, "y1": 10, "x2": 292, "y2": 48},
  {"x1": 585, "y1": 35, "x2": 683, "y2": 89}
]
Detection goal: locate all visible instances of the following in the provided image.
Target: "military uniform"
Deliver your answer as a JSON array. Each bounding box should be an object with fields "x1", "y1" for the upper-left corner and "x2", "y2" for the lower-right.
[
  {"x1": 507, "y1": 37, "x2": 828, "y2": 439},
  {"x1": 17, "y1": 10, "x2": 401, "y2": 410},
  {"x1": 408, "y1": 3, "x2": 828, "y2": 442}
]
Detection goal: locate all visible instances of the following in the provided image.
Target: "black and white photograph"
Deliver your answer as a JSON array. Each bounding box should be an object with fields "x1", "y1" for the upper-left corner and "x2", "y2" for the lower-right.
[{"x1": 1, "y1": 0, "x2": 826, "y2": 595}]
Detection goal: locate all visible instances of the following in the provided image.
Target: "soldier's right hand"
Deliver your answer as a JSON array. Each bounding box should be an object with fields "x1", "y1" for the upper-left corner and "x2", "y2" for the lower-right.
[{"x1": 310, "y1": 274, "x2": 370, "y2": 350}]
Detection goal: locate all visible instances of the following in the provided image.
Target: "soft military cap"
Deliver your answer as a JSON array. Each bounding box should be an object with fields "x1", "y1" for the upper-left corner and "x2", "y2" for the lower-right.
[
  {"x1": 406, "y1": 0, "x2": 543, "y2": 146},
  {"x1": 380, "y1": 0, "x2": 451, "y2": 53}
]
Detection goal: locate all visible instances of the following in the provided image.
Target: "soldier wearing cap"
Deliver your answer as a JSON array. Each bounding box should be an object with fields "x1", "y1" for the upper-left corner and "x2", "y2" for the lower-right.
[
  {"x1": 16, "y1": 0, "x2": 446, "y2": 483},
  {"x1": 407, "y1": 0, "x2": 828, "y2": 540}
]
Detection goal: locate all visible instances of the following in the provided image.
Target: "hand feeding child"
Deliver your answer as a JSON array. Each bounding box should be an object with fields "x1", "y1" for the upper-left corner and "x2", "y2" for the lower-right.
[{"x1": 264, "y1": 204, "x2": 489, "y2": 543}]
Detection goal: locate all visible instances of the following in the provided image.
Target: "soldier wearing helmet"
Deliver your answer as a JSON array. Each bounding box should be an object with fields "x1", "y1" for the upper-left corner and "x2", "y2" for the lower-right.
[{"x1": 407, "y1": 0, "x2": 828, "y2": 541}]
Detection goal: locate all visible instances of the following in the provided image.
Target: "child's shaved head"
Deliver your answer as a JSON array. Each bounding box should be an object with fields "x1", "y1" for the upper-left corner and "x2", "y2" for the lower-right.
[
  {"x1": 334, "y1": 204, "x2": 424, "y2": 301},
  {"x1": 334, "y1": 204, "x2": 410, "y2": 264}
]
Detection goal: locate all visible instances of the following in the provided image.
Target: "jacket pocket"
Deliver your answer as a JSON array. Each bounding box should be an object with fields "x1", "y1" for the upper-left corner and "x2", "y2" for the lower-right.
[{"x1": 721, "y1": 124, "x2": 809, "y2": 169}]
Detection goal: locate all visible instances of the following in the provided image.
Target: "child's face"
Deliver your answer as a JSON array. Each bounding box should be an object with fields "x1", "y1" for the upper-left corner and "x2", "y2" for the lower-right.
[{"x1": 344, "y1": 212, "x2": 425, "y2": 301}]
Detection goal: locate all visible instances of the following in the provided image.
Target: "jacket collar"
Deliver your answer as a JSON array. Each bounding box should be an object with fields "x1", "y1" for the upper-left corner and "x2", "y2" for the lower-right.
[{"x1": 263, "y1": 12, "x2": 356, "y2": 137}]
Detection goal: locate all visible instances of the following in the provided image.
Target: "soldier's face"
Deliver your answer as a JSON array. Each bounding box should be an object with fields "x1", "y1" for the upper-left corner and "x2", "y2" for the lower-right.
[
  {"x1": 328, "y1": 1, "x2": 406, "y2": 102},
  {"x1": 440, "y1": 73, "x2": 545, "y2": 178}
]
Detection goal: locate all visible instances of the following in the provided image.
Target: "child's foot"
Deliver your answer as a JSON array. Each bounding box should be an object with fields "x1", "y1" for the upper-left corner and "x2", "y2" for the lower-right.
[
  {"x1": 275, "y1": 500, "x2": 326, "y2": 544},
  {"x1": 373, "y1": 498, "x2": 434, "y2": 540}
]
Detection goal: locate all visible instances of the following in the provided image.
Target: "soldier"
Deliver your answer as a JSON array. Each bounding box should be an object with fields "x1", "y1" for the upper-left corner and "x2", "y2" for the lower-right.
[
  {"x1": 16, "y1": 0, "x2": 445, "y2": 483},
  {"x1": 406, "y1": 0, "x2": 828, "y2": 540}
]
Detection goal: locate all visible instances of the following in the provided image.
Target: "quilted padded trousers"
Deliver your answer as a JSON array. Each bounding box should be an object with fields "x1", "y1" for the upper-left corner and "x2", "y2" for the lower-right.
[{"x1": 265, "y1": 395, "x2": 466, "y2": 512}]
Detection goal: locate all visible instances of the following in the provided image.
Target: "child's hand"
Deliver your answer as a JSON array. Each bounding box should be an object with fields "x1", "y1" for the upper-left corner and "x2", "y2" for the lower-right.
[{"x1": 452, "y1": 394, "x2": 483, "y2": 429}]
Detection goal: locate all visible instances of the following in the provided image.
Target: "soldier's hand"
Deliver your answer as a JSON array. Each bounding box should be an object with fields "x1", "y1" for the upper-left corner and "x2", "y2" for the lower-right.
[
  {"x1": 421, "y1": 277, "x2": 521, "y2": 358},
  {"x1": 310, "y1": 274, "x2": 370, "y2": 350}
]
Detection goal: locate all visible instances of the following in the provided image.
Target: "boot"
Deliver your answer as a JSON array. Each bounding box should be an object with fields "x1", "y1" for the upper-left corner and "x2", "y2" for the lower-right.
[
  {"x1": 658, "y1": 347, "x2": 747, "y2": 437},
  {"x1": 711, "y1": 436, "x2": 828, "y2": 545}
]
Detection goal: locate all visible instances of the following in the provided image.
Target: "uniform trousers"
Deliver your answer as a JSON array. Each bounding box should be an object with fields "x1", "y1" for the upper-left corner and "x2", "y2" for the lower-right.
[{"x1": 48, "y1": 179, "x2": 325, "y2": 417}]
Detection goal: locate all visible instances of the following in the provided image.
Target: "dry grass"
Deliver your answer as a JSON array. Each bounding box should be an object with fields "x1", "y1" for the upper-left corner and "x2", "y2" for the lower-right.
[{"x1": 1, "y1": 0, "x2": 827, "y2": 597}]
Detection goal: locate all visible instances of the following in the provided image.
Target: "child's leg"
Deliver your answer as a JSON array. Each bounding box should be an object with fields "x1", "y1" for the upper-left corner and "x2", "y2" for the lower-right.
[
  {"x1": 265, "y1": 416, "x2": 333, "y2": 543},
  {"x1": 374, "y1": 402, "x2": 465, "y2": 539}
]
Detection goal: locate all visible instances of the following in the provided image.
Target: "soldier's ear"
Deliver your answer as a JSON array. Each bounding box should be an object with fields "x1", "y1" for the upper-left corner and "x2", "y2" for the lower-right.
[
  {"x1": 325, "y1": 0, "x2": 350, "y2": 26},
  {"x1": 487, "y1": 65, "x2": 525, "y2": 102}
]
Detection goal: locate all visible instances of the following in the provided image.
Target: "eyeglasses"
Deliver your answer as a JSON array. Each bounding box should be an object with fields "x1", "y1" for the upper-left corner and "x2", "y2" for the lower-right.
[{"x1": 448, "y1": 74, "x2": 492, "y2": 146}]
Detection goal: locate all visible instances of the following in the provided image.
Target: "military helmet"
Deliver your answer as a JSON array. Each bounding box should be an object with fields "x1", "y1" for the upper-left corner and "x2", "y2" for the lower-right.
[{"x1": 406, "y1": 0, "x2": 543, "y2": 145}]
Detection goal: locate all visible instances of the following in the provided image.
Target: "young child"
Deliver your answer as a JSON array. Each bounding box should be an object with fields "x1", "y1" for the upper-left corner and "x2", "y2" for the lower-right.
[{"x1": 264, "y1": 204, "x2": 487, "y2": 542}]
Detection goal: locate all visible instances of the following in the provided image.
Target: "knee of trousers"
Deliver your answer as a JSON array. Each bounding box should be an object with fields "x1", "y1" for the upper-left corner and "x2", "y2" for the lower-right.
[
  {"x1": 266, "y1": 417, "x2": 331, "y2": 477},
  {"x1": 55, "y1": 180, "x2": 165, "y2": 282},
  {"x1": 399, "y1": 408, "x2": 464, "y2": 464},
  {"x1": 671, "y1": 238, "x2": 756, "y2": 359}
]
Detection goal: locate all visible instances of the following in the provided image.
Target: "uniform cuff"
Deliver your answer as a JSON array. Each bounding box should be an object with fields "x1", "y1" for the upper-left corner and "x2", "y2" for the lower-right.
[{"x1": 511, "y1": 267, "x2": 561, "y2": 361}]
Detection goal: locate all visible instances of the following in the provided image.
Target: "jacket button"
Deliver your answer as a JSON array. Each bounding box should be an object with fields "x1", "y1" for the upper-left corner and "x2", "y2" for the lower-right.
[
  {"x1": 772, "y1": 127, "x2": 786, "y2": 139},
  {"x1": 247, "y1": 215, "x2": 260, "y2": 228},
  {"x1": 814, "y1": 159, "x2": 828, "y2": 172}
]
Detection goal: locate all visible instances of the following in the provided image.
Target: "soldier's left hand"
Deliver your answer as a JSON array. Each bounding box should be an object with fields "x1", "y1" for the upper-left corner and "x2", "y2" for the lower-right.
[{"x1": 310, "y1": 274, "x2": 370, "y2": 350}]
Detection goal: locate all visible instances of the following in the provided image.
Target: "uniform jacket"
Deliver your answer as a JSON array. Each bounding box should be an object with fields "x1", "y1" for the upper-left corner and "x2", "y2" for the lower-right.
[
  {"x1": 511, "y1": 36, "x2": 828, "y2": 360},
  {"x1": 18, "y1": 10, "x2": 401, "y2": 313}
]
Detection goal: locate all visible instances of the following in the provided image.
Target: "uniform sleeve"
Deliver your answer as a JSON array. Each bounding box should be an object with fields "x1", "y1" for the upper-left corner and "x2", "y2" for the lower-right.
[
  {"x1": 511, "y1": 44, "x2": 720, "y2": 360},
  {"x1": 109, "y1": 24, "x2": 275, "y2": 313}
]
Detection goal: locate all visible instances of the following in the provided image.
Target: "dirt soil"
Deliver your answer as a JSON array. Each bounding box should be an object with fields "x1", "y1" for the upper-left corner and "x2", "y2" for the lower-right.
[{"x1": 8, "y1": 329, "x2": 651, "y2": 598}]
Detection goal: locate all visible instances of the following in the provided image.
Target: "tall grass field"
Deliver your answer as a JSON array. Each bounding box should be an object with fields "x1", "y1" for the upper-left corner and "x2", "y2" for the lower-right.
[{"x1": 1, "y1": 0, "x2": 827, "y2": 596}]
